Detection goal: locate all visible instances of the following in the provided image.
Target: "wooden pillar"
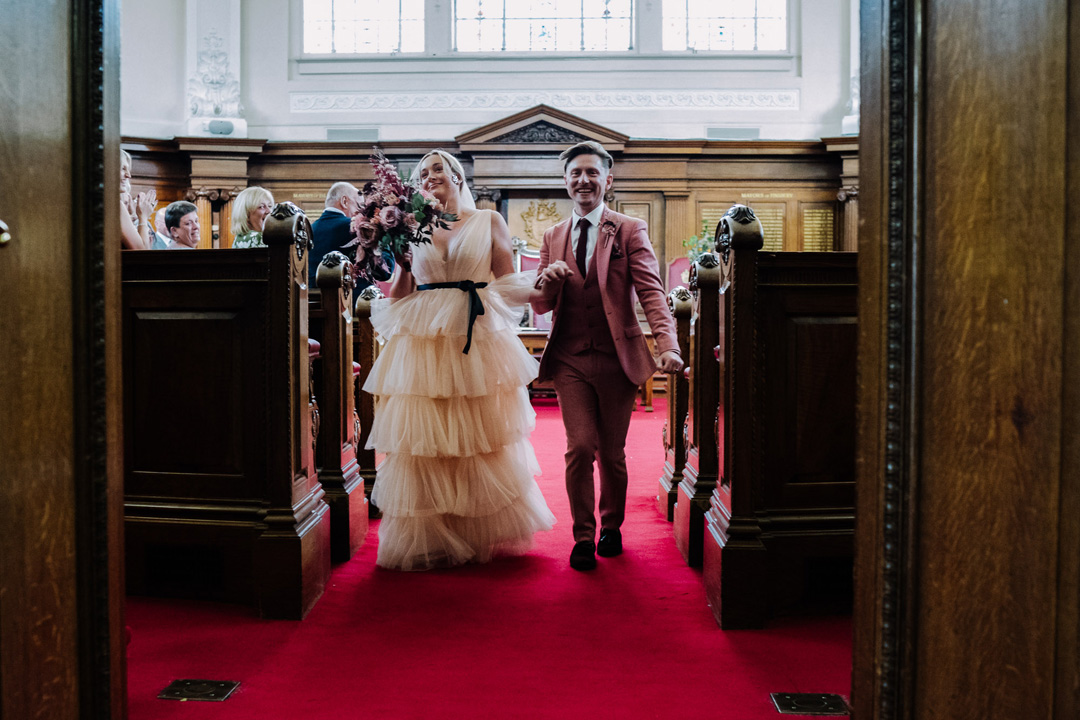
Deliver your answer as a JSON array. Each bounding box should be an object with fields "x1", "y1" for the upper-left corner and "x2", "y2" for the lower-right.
[
  {"x1": 353, "y1": 285, "x2": 384, "y2": 517},
  {"x1": 837, "y1": 186, "x2": 859, "y2": 252},
  {"x1": 188, "y1": 187, "x2": 214, "y2": 248},
  {"x1": 673, "y1": 253, "x2": 721, "y2": 567},
  {"x1": 313, "y1": 252, "x2": 367, "y2": 563},
  {"x1": 824, "y1": 136, "x2": 860, "y2": 252},
  {"x1": 473, "y1": 186, "x2": 500, "y2": 212},
  {"x1": 702, "y1": 205, "x2": 768, "y2": 629},
  {"x1": 219, "y1": 195, "x2": 235, "y2": 248},
  {"x1": 657, "y1": 286, "x2": 692, "y2": 521},
  {"x1": 256, "y1": 203, "x2": 330, "y2": 619}
]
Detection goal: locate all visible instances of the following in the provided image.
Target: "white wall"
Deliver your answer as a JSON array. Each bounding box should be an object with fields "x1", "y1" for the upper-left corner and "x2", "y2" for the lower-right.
[
  {"x1": 121, "y1": 0, "x2": 855, "y2": 142},
  {"x1": 121, "y1": 0, "x2": 187, "y2": 138}
]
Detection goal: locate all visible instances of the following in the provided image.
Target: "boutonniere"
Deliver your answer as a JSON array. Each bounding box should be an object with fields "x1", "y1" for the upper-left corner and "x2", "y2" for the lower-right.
[{"x1": 601, "y1": 221, "x2": 623, "y2": 259}]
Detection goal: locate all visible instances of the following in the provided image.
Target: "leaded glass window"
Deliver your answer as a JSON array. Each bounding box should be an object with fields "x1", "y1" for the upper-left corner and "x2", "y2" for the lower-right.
[
  {"x1": 454, "y1": 0, "x2": 634, "y2": 53},
  {"x1": 303, "y1": 0, "x2": 425, "y2": 54},
  {"x1": 661, "y1": 0, "x2": 787, "y2": 52}
]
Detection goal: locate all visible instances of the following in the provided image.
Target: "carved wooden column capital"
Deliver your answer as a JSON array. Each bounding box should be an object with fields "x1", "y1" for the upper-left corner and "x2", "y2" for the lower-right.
[
  {"x1": 472, "y1": 186, "x2": 501, "y2": 211},
  {"x1": 837, "y1": 185, "x2": 860, "y2": 203}
]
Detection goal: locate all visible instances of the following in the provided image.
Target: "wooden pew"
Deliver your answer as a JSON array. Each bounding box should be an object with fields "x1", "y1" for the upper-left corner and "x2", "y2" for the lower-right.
[
  {"x1": 353, "y1": 285, "x2": 384, "y2": 516},
  {"x1": 310, "y1": 251, "x2": 368, "y2": 562},
  {"x1": 656, "y1": 287, "x2": 692, "y2": 521},
  {"x1": 701, "y1": 206, "x2": 857, "y2": 628},
  {"x1": 122, "y1": 203, "x2": 330, "y2": 620},
  {"x1": 673, "y1": 253, "x2": 722, "y2": 566}
]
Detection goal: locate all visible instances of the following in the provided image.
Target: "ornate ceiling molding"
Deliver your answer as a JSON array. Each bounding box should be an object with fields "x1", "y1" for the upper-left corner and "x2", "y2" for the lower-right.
[{"x1": 289, "y1": 89, "x2": 800, "y2": 113}]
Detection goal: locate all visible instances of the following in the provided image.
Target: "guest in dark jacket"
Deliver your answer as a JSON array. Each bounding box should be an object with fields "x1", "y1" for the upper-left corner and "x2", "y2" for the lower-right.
[{"x1": 310, "y1": 181, "x2": 394, "y2": 290}]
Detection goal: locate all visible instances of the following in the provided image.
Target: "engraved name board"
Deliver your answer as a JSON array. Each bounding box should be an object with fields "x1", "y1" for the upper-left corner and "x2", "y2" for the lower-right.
[{"x1": 801, "y1": 206, "x2": 835, "y2": 252}]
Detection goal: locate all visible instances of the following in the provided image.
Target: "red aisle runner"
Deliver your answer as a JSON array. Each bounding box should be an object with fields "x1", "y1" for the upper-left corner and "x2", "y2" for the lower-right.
[{"x1": 126, "y1": 398, "x2": 852, "y2": 719}]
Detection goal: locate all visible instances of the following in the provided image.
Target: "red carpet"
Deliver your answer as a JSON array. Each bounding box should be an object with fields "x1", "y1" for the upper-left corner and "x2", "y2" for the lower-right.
[{"x1": 126, "y1": 398, "x2": 852, "y2": 719}]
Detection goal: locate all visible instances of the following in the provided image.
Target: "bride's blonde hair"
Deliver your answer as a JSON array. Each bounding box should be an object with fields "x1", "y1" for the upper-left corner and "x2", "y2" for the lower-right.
[{"x1": 411, "y1": 149, "x2": 475, "y2": 210}]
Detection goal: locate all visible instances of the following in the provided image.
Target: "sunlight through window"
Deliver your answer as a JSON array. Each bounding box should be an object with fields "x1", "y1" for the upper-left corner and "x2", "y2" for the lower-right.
[
  {"x1": 454, "y1": 0, "x2": 634, "y2": 53},
  {"x1": 303, "y1": 0, "x2": 425, "y2": 54},
  {"x1": 662, "y1": 0, "x2": 787, "y2": 52}
]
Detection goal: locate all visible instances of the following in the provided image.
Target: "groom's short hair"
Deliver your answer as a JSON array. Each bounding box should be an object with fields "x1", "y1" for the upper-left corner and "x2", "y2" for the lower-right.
[{"x1": 559, "y1": 141, "x2": 613, "y2": 171}]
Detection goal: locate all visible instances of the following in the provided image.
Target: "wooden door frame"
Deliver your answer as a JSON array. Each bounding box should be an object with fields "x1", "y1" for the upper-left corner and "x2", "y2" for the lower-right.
[
  {"x1": 852, "y1": 1, "x2": 922, "y2": 716},
  {"x1": 76, "y1": 1, "x2": 935, "y2": 717},
  {"x1": 75, "y1": 0, "x2": 126, "y2": 717}
]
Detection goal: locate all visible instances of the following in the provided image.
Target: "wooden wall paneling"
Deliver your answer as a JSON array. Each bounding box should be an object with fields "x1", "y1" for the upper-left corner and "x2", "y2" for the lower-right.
[
  {"x1": 124, "y1": 137, "x2": 192, "y2": 205},
  {"x1": 617, "y1": 197, "x2": 661, "y2": 262},
  {"x1": 658, "y1": 192, "x2": 690, "y2": 265},
  {"x1": 799, "y1": 202, "x2": 838, "y2": 252}
]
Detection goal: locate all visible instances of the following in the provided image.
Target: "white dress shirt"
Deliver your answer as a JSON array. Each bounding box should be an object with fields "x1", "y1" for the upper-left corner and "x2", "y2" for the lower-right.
[{"x1": 570, "y1": 203, "x2": 606, "y2": 274}]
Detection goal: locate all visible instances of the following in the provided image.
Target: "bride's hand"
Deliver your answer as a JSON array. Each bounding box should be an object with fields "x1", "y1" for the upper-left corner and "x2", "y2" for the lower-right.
[{"x1": 395, "y1": 248, "x2": 413, "y2": 273}]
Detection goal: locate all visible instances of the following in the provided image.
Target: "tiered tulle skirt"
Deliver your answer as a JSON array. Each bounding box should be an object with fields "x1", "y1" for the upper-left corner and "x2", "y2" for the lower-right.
[{"x1": 363, "y1": 273, "x2": 555, "y2": 571}]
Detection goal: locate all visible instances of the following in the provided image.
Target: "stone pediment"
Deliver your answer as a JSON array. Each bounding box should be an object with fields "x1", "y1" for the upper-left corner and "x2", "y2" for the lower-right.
[{"x1": 456, "y1": 105, "x2": 628, "y2": 153}]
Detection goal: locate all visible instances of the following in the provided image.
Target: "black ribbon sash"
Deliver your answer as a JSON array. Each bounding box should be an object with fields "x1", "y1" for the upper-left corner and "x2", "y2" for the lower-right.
[{"x1": 416, "y1": 280, "x2": 488, "y2": 354}]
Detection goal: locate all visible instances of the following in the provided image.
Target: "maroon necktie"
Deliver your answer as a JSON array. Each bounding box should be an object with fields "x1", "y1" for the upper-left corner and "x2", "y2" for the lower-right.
[{"x1": 575, "y1": 218, "x2": 591, "y2": 275}]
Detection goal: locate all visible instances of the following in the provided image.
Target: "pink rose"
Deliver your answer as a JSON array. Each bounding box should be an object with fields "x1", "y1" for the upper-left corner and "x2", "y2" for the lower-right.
[
  {"x1": 379, "y1": 205, "x2": 402, "y2": 228},
  {"x1": 403, "y1": 213, "x2": 420, "y2": 234}
]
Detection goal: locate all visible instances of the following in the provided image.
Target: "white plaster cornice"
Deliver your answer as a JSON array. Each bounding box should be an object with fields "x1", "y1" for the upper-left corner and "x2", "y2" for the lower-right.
[{"x1": 289, "y1": 90, "x2": 800, "y2": 113}]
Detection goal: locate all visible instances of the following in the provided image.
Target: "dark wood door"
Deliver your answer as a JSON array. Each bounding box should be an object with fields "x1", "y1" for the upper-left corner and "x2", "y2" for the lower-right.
[{"x1": 0, "y1": 1, "x2": 124, "y2": 718}]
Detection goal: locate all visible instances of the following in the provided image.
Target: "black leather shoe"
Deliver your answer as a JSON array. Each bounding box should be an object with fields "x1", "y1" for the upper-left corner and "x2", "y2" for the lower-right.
[
  {"x1": 569, "y1": 540, "x2": 597, "y2": 570},
  {"x1": 597, "y1": 529, "x2": 622, "y2": 557}
]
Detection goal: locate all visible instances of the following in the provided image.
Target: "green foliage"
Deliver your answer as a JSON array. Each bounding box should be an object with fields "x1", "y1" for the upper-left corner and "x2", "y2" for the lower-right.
[{"x1": 682, "y1": 218, "x2": 714, "y2": 261}]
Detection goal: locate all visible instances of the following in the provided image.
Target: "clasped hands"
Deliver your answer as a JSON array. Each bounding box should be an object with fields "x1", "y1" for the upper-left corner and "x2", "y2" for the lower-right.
[{"x1": 539, "y1": 259, "x2": 574, "y2": 288}]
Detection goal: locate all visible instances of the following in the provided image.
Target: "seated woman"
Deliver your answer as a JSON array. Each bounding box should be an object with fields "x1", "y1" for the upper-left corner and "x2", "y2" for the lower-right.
[
  {"x1": 120, "y1": 149, "x2": 156, "y2": 250},
  {"x1": 230, "y1": 186, "x2": 274, "y2": 248}
]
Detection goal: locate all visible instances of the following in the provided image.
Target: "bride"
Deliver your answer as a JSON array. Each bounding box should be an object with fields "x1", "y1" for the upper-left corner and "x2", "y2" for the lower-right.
[{"x1": 363, "y1": 149, "x2": 559, "y2": 571}]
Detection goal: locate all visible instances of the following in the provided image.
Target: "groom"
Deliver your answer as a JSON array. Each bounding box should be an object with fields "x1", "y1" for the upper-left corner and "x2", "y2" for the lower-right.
[{"x1": 532, "y1": 141, "x2": 683, "y2": 571}]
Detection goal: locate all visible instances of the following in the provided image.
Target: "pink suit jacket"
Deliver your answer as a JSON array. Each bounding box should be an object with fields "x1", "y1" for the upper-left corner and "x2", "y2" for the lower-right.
[{"x1": 531, "y1": 207, "x2": 679, "y2": 386}]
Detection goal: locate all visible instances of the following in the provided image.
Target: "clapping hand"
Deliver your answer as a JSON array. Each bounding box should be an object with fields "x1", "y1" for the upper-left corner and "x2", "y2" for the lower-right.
[
  {"x1": 136, "y1": 190, "x2": 157, "y2": 223},
  {"x1": 540, "y1": 259, "x2": 573, "y2": 288}
]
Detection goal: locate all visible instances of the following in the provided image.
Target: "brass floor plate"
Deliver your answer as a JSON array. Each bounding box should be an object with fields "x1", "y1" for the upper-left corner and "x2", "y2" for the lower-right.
[
  {"x1": 770, "y1": 692, "x2": 850, "y2": 715},
  {"x1": 158, "y1": 679, "x2": 240, "y2": 702}
]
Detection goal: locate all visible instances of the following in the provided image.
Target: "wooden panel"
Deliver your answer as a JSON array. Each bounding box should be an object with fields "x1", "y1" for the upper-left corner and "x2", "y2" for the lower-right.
[
  {"x1": 1, "y1": 1, "x2": 124, "y2": 717},
  {"x1": 856, "y1": 1, "x2": 1080, "y2": 718},
  {"x1": 916, "y1": 0, "x2": 1067, "y2": 716},
  {"x1": 0, "y1": 3, "x2": 80, "y2": 716},
  {"x1": 799, "y1": 202, "x2": 836, "y2": 251},
  {"x1": 122, "y1": 238, "x2": 330, "y2": 619}
]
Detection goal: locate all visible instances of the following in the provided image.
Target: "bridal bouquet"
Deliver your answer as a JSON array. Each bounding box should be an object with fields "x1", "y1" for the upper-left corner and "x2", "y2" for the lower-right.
[{"x1": 348, "y1": 149, "x2": 457, "y2": 281}]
